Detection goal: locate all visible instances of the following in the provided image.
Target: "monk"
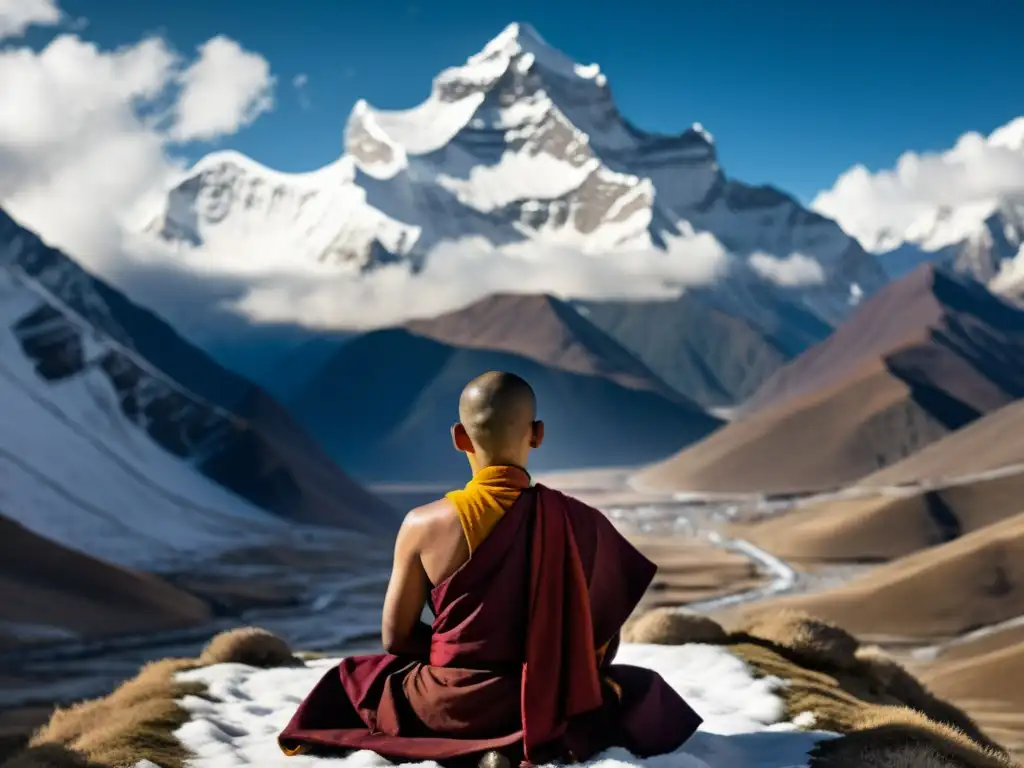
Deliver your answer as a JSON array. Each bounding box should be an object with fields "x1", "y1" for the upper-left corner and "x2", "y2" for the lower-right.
[{"x1": 279, "y1": 371, "x2": 702, "y2": 766}]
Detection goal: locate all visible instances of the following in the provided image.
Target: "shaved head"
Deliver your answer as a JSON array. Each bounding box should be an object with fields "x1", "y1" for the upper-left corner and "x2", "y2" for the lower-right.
[{"x1": 457, "y1": 371, "x2": 537, "y2": 456}]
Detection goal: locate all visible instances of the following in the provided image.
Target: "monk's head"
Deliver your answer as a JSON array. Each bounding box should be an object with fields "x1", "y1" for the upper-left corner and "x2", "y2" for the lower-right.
[{"x1": 451, "y1": 371, "x2": 544, "y2": 472}]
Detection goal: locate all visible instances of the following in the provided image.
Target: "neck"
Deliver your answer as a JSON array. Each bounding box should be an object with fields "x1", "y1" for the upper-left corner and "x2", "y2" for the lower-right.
[{"x1": 469, "y1": 453, "x2": 529, "y2": 476}]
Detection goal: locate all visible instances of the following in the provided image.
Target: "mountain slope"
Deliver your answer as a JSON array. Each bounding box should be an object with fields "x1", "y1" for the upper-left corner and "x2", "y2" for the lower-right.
[
  {"x1": 743, "y1": 468, "x2": 1024, "y2": 562},
  {"x1": 636, "y1": 265, "x2": 1024, "y2": 495},
  {"x1": 0, "y1": 512, "x2": 211, "y2": 650},
  {"x1": 744, "y1": 264, "x2": 1024, "y2": 414},
  {"x1": 0, "y1": 209, "x2": 397, "y2": 547},
  {"x1": 766, "y1": 509, "x2": 1024, "y2": 641},
  {"x1": 858, "y1": 397, "x2": 1024, "y2": 487},
  {"x1": 575, "y1": 290, "x2": 832, "y2": 407},
  {"x1": 137, "y1": 22, "x2": 886, "y2": 340},
  {"x1": 288, "y1": 296, "x2": 722, "y2": 483},
  {"x1": 405, "y1": 292, "x2": 690, "y2": 399}
]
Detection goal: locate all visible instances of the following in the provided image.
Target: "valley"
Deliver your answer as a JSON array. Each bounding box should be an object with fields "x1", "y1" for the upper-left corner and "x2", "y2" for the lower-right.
[{"x1": 0, "y1": 8, "x2": 1022, "y2": 768}]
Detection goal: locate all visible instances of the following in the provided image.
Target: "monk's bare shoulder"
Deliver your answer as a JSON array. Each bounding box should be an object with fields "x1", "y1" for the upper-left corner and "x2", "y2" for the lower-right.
[
  {"x1": 401, "y1": 498, "x2": 468, "y2": 584},
  {"x1": 401, "y1": 497, "x2": 462, "y2": 543}
]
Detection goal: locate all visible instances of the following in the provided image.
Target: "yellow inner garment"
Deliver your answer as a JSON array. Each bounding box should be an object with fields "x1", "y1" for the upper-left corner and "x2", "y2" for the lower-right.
[{"x1": 445, "y1": 464, "x2": 531, "y2": 553}]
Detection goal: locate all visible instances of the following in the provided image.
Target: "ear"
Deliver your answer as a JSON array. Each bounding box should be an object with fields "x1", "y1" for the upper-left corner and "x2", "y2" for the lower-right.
[
  {"x1": 451, "y1": 423, "x2": 475, "y2": 454},
  {"x1": 530, "y1": 420, "x2": 545, "y2": 449}
]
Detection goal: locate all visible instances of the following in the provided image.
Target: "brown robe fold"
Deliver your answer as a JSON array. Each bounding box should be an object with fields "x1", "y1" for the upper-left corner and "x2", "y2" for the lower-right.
[{"x1": 278, "y1": 484, "x2": 702, "y2": 764}]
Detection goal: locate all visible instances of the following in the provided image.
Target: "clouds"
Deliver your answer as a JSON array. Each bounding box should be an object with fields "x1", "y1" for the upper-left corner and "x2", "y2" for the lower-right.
[
  {"x1": 812, "y1": 117, "x2": 1024, "y2": 252},
  {"x1": 0, "y1": 3, "x2": 276, "y2": 258},
  {"x1": 170, "y1": 36, "x2": 275, "y2": 142},
  {"x1": 0, "y1": 0, "x2": 60, "y2": 39},
  {"x1": 114, "y1": 230, "x2": 736, "y2": 336},
  {"x1": 0, "y1": 35, "x2": 180, "y2": 254},
  {"x1": 748, "y1": 252, "x2": 825, "y2": 287}
]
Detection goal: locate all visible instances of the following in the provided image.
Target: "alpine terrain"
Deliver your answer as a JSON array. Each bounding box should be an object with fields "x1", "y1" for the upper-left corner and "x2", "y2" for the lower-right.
[
  {"x1": 138, "y1": 22, "x2": 887, "y2": 367},
  {"x1": 0, "y1": 208, "x2": 398, "y2": 572}
]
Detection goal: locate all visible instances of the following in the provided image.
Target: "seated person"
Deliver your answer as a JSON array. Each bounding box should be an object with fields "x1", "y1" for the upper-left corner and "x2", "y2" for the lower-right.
[{"x1": 279, "y1": 371, "x2": 702, "y2": 766}]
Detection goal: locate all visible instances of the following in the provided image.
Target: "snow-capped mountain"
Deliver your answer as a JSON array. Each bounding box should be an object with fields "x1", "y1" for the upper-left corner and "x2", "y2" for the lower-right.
[
  {"x1": 0, "y1": 209, "x2": 398, "y2": 568},
  {"x1": 143, "y1": 23, "x2": 886, "y2": 325},
  {"x1": 856, "y1": 119, "x2": 1024, "y2": 292}
]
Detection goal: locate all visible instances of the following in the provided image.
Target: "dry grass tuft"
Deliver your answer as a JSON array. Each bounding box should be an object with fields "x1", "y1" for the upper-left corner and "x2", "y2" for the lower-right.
[
  {"x1": 620, "y1": 607, "x2": 727, "y2": 645},
  {"x1": 737, "y1": 609, "x2": 860, "y2": 670},
  {"x1": 0, "y1": 743, "x2": 107, "y2": 768},
  {"x1": 21, "y1": 628, "x2": 297, "y2": 768},
  {"x1": 853, "y1": 645, "x2": 998, "y2": 749},
  {"x1": 809, "y1": 705, "x2": 1018, "y2": 768},
  {"x1": 28, "y1": 658, "x2": 202, "y2": 768},
  {"x1": 729, "y1": 641, "x2": 1014, "y2": 765},
  {"x1": 197, "y1": 626, "x2": 297, "y2": 668}
]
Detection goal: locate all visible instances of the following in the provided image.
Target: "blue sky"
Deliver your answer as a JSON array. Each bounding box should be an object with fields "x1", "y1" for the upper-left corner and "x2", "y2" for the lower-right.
[{"x1": 25, "y1": 0, "x2": 1024, "y2": 203}]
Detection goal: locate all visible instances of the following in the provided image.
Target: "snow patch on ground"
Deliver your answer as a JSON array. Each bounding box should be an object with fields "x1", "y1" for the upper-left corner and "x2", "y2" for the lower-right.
[{"x1": 173, "y1": 644, "x2": 834, "y2": 768}]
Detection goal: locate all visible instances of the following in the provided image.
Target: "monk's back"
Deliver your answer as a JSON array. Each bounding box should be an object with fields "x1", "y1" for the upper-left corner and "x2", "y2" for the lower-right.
[{"x1": 415, "y1": 498, "x2": 472, "y2": 587}]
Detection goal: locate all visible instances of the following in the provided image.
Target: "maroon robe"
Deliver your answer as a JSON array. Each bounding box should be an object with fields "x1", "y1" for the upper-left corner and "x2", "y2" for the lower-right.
[{"x1": 278, "y1": 485, "x2": 702, "y2": 765}]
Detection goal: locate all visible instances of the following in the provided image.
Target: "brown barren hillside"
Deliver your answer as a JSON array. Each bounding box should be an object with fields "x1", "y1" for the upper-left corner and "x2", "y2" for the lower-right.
[
  {"x1": 744, "y1": 263, "x2": 1024, "y2": 414},
  {"x1": 636, "y1": 359, "x2": 953, "y2": 495},
  {"x1": 635, "y1": 265, "x2": 1024, "y2": 495},
  {"x1": 755, "y1": 511, "x2": 1024, "y2": 641},
  {"x1": 0, "y1": 514, "x2": 210, "y2": 650},
  {"x1": 860, "y1": 397, "x2": 1024, "y2": 487},
  {"x1": 405, "y1": 292, "x2": 684, "y2": 399},
  {"x1": 574, "y1": 290, "x2": 830, "y2": 407},
  {"x1": 742, "y1": 469, "x2": 1024, "y2": 562}
]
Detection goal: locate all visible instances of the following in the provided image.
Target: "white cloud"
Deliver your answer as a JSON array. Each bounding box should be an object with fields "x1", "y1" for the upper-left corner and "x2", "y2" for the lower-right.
[
  {"x1": 0, "y1": 35, "x2": 181, "y2": 253},
  {"x1": 812, "y1": 117, "x2": 1024, "y2": 253},
  {"x1": 114, "y1": 231, "x2": 736, "y2": 335},
  {"x1": 170, "y1": 35, "x2": 274, "y2": 142},
  {"x1": 747, "y1": 251, "x2": 825, "y2": 287},
  {"x1": 0, "y1": 6, "x2": 276, "y2": 258},
  {"x1": 0, "y1": 0, "x2": 60, "y2": 39}
]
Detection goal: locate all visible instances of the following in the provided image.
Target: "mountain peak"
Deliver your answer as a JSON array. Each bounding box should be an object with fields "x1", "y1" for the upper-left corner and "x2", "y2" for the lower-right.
[
  {"x1": 456, "y1": 21, "x2": 607, "y2": 89},
  {"x1": 405, "y1": 291, "x2": 700, "y2": 403},
  {"x1": 140, "y1": 24, "x2": 883, "y2": 324}
]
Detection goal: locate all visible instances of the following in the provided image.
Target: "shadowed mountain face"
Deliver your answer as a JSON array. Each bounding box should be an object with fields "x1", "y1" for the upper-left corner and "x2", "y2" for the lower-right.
[
  {"x1": 636, "y1": 265, "x2": 1024, "y2": 495},
  {"x1": 289, "y1": 295, "x2": 722, "y2": 484},
  {"x1": 859, "y1": 397, "x2": 1024, "y2": 487},
  {"x1": 575, "y1": 290, "x2": 832, "y2": 407},
  {"x1": 0, "y1": 209, "x2": 396, "y2": 534},
  {"x1": 745, "y1": 264, "x2": 1024, "y2": 415}
]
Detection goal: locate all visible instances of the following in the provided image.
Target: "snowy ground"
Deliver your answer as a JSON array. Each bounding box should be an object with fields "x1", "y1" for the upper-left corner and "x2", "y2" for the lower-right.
[{"x1": 174, "y1": 644, "x2": 834, "y2": 768}]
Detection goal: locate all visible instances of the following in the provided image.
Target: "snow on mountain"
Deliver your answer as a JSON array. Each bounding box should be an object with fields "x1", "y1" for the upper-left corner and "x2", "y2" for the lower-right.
[
  {"x1": 0, "y1": 208, "x2": 397, "y2": 568},
  {"x1": 141, "y1": 23, "x2": 885, "y2": 328},
  {"x1": 819, "y1": 117, "x2": 1024, "y2": 295},
  {"x1": 871, "y1": 197, "x2": 1024, "y2": 288},
  {"x1": 0, "y1": 265, "x2": 280, "y2": 569}
]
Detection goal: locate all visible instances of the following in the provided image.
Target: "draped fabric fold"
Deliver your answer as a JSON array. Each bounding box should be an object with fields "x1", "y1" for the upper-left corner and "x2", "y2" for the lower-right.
[{"x1": 278, "y1": 478, "x2": 702, "y2": 765}]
